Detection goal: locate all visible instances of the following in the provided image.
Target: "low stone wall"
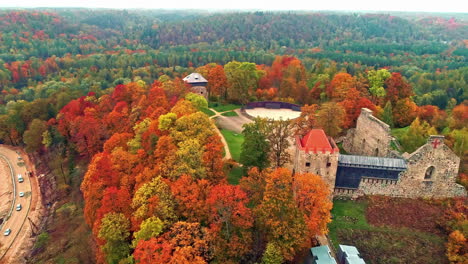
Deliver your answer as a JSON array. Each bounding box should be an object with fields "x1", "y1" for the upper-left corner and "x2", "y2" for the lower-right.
[
  {"x1": 244, "y1": 101, "x2": 301, "y2": 111},
  {"x1": 239, "y1": 108, "x2": 255, "y2": 120},
  {"x1": 357, "y1": 178, "x2": 466, "y2": 198}
]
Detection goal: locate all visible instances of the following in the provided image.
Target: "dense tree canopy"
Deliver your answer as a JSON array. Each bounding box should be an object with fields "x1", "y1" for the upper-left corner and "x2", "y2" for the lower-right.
[{"x1": 0, "y1": 8, "x2": 466, "y2": 264}]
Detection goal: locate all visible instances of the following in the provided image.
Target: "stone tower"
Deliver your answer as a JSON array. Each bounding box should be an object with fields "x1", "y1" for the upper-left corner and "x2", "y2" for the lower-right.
[{"x1": 293, "y1": 129, "x2": 339, "y2": 192}]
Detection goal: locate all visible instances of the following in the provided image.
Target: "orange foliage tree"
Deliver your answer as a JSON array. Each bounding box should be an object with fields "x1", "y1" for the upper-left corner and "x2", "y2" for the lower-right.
[{"x1": 207, "y1": 184, "x2": 253, "y2": 261}]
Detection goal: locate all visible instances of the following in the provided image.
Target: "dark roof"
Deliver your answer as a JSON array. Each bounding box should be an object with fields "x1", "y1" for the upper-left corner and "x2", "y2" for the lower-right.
[
  {"x1": 183, "y1": 73, "x2": 208, "y2": 83},
  {"x1": 338, "y1": 155, "x2": 406, "y2": 171}
]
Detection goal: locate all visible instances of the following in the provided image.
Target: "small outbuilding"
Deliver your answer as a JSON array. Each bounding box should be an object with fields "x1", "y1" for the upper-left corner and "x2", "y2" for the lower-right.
[
  {"x1": 183, "y1": 72, "x2": 208, "y2": 87},
  {"x1": 183, "y1": 73, "x2": 209, "y2": 100},
  {"x1": 337, "y1": 245, "x2": 366, "y2": 264},
  {"x1": 308, "y1": 245, "x2": 337, "y2": 264}
]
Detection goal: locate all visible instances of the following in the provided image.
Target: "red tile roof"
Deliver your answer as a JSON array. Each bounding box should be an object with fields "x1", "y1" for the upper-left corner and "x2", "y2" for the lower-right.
[{"x1": 297, "y1": 129, "x2": 337, "y2": 153}]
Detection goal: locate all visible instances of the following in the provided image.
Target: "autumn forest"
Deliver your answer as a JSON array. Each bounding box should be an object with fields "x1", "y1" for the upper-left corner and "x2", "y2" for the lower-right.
[{"x1": 0, "y1": 8, "x2": 466, "y2": 264}]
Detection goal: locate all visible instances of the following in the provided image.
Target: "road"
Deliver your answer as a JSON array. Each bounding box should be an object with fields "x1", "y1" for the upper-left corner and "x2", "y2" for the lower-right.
[{"x1": 0, "y1": 146, "x2": 33, "y2": 262}]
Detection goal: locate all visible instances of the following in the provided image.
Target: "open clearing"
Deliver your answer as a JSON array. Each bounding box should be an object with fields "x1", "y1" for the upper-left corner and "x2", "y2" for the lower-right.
[
  {"x1": 329, "y1": 198, "x2": 448, "y2": 264},
  {"x1": 245, "y1": 107, "x2": 301, "y2": 120},
  {"x1": 220, "y1": 129, "x2": 244, "y2": 162}
]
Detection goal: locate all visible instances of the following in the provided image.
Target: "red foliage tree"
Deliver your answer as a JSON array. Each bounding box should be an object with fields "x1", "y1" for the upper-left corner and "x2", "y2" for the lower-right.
[
  {"x1": 339, "y1": 88, "x2": 376, "y2": 128},
  {"x1": 206, "y1": 184, "x2": 253, "y2": 261}
]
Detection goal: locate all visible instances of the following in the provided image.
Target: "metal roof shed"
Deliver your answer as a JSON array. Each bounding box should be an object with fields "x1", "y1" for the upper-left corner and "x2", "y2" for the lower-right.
[
  {"x1": 310, "y1": 245, "x2": 337, "y2": 264},
  {"x1": 338, "y1": 245, "x2": 366, "y2": 264},
  {"x1": 345, "y1": 256, "x2": 366, "y2": 264}
]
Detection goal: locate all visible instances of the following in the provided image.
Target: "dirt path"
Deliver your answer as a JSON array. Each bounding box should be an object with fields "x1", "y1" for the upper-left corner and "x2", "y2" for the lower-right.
[
  {"x1": 0, "y1": 145, "x2": 43, "y2": 263},
  {"x1": 209, "y1": 108, "x2": 233, "y2": 160},
  {"x1": 212, "y1": 108, "x2": 252, "y2": 134}
]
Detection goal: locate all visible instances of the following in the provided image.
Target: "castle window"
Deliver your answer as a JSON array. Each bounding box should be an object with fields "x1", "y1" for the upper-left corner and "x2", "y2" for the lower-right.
[
  {"x1": 424, "y1": 166, "x2": 435, "y2": 180},
  {"x1": 326, "y1": 157, "x2": 331, "y2": 167},
  {"x1": 374, "y1": 148, "x2": 379, "y2": 156},
  {"x1": 305, "y1": 162, "x2": 311, "y2": 167},
  {"x1": 362, "y1": 139, "x2": 366, "y2": 146}
]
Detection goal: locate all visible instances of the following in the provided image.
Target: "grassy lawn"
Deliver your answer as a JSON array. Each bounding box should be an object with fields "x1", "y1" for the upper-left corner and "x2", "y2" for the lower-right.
[
  {"x1": 328, "y1": 198, "x2": 448, "y2": 264},
  {"x1": 329, "y1": 199, "x2": 370, "y2": 247},
  {"x1": 209, "y1": 102, "x2": 241, "y2": 112},
  {"x1": 391, "y1": 126, "x2": 409, "y2": 142},
  {"x1": 221, "y1": 111, "x2": 238, "y2": 117},
  {"x1": 200, "y1": 107, "x2": 216, "y2": 117},
  {"x1": 227, "y1": 166, "x2": 244, "y2": 185},
  {"x1": 220, "y1": 129, "x2": 244, "y2": 161}
]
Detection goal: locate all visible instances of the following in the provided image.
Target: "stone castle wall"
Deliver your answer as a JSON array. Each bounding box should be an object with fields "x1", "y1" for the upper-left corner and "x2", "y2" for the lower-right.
[
  {"x1": 336, "y1": 136, "x2": 466, "y2": 198},
  {"x1": 299, "y1": 107, "x2": 466, "y2": 199},
  {"x1": 342, "y1": 108, "x2": 392, "y2": 157}
]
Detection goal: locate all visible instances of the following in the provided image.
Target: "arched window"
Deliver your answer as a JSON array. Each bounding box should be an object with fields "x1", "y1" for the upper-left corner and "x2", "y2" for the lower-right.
[
  {"x1": 424, "y1": 166, "x2": 435, "y2": 179},
  {"x1": 374, "y1": 148, "x2": 379, "y2": 156},
  {"x1": 362, "y1": 139, "x2": 366, "y2": 146}
]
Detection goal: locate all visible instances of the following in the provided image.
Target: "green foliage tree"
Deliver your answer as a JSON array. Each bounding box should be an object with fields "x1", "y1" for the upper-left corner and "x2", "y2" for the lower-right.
[
  {"x1": 382, "y1": 101, "x2": 394, "y2": 128},
  {"x1": 23, "y1": 118, "x2": 47, "y2": 152},
  {"x1": 127, "y1": 118, "x2": 151, "y2": 153},
  {"x1": 224, "y1": 61, "x2": 259, "y2": 104},
  {"x1": 132, "y1": 176, "x2": 177, "y2": 225},
  {"x1": 368, "y1": 69, "x2": 390, "y2": 101},
  {"x1": 98, "y1": 212, "x2": 131, "y2": 264},
  {"x1": 132, "y1": 216, "x2": 164, "y2": 248},
  {"x1": 261, "y1": 242, "x2": 284, "y2": 264},
  {"x1": 185, "y1": 92, "x2": 208, "y2": 110},
  {"x1": 158, "y1": 113, "x2": 177, "y2": 131},
  {"x1": 240, "y1": 120, "x2": 270, "y2": 170},
  {"x1": 449, "y1": 128, "x2": 468, "y2": 158},
  {"x1": 173, "y1": 139, "x2": 206, "y2": 180},
  {"x1": 401, "y1": 118, "x2": 437, "y2": 153}
]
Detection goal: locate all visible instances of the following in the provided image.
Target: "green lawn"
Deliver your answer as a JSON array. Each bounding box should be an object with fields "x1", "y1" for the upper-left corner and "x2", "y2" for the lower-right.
[
  {"x1": 220, "y1": 129, "x2": 244, "y2": 162},
  {"x1": 200, "y1": 107, "x2": 216, "y2": 117},
  {"x1": 228, "y1": 166, "x2": 244, "y2": 185},
  {"x1": 329, "y1": 199, "x2": 370, "y2": 247},
  {"x1": 391, "y1": 126, "x2": 409, "y2": 142},
  {"x1": 209, "y1": 102, "x2": 241, "y2": 112},
  {"x1": 221, "y1": 111, "x2": 238, "y2": 117}
]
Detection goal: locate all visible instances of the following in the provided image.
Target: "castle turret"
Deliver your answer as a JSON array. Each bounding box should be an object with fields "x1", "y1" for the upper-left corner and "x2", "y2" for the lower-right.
[{"x1": 294, "y1": 129, "x2": 339, "y2": 192}]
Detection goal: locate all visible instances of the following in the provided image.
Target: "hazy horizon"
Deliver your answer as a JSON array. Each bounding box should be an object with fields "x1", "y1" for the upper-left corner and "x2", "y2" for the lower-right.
[{"x1": 1, "y1": 0, "x2": 468, "y2": 13}]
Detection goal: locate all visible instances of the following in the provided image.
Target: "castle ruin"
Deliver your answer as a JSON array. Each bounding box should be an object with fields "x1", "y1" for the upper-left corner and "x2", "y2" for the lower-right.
[{"x1": 293, "y1": 108, "x2": 466, "y2": 198}]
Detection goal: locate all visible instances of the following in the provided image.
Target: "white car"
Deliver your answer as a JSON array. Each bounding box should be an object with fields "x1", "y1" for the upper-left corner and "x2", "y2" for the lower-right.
[
  {"x1": 3, "y1": 229, "x2": 11, "y2": 236},
  {"x1": 16, "y1": 204, "x2": 22, "y2": 211},
  {"x1": 19, "y1": 192, "x2": 24, "y2": 197}
]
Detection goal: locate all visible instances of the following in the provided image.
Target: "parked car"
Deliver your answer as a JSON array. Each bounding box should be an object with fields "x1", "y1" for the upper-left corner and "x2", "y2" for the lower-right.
[
  {"x1": 17, "y1": 174, "x2": 23, "y2": 183},
  {"x1": 16, "y1": 204, "x2": 22, "y2": 211},
  {"x1": 19, "y1": 192, "x2": 24, "y2": 197},
  {"x1": 3, "y1": 229, "x2": 11, "y2": 236}
]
